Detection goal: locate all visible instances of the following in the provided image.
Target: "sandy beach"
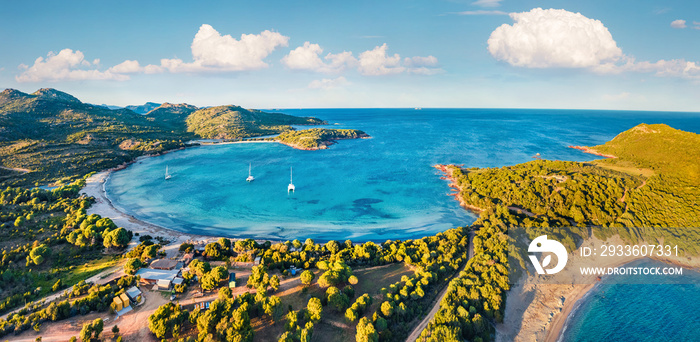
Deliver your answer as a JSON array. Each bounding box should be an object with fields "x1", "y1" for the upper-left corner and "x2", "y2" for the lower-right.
[{"x1": 79, "y1": 170, "x2": 219, "y2": 256}]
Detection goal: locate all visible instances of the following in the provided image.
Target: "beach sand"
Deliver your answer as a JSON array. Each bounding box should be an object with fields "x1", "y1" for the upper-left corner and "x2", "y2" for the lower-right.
[{"x1": 80, "y1": 170, "x2": 217, "y2": 256}]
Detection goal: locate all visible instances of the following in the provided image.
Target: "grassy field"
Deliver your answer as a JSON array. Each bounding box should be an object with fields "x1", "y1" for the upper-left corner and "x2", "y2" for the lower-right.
[{"x1": 252, "y1": 263, "x2": 414, "y2": 342}]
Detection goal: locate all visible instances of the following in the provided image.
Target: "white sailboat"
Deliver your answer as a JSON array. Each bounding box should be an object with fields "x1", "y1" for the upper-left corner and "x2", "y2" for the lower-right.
[
  {"x1": 165, "y1": 165, "x2": 172, "y2": 180},
  {"x1": 246, "y1": 163, "x2": 255, "y2": 182},
  {"x1": 287, "y1": 167, "x2": 295, "y2": 192}
]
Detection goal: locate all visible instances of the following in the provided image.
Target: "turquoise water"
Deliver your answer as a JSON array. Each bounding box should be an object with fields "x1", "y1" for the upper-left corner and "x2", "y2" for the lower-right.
[
  {"x1": 105, "y1": 108, "x2": 700, "y2": 241},
  {"x1": 559, "y1": 259, "x2": 700, "y2": 342}
]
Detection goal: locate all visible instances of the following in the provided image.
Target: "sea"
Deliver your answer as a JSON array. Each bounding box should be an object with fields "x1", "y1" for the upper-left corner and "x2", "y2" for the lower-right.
[{"x1": 105, "y1": 108, "x2": 700, "y2": 341}]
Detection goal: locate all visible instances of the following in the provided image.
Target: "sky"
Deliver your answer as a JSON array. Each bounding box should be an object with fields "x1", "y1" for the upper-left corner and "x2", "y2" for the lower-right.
[{"x1": 1, "y1": 0, "x2": 699, "y2": 111}]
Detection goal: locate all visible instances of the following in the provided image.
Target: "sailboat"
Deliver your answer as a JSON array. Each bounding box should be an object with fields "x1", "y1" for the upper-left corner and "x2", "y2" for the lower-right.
[
  {"x1": 165, "y1": 165, "x2": 172, "y2": 180},
  {"x1": 287, "y1": 167, "x2": 295, "y2": 192},
  {"x1": 246, "y1": 163, "x2": 255, "y2": 182}
]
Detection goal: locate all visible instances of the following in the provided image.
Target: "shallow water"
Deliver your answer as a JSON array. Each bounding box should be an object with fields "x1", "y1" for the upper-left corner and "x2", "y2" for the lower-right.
[{"x1": 105, "y1": 108, "x2": 700, "y2": 241}]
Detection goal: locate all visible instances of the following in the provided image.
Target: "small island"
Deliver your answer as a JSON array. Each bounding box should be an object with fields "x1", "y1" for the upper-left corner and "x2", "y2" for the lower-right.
[{"x1": 274, "y1": 128, "x2": 370, "y2": 150}]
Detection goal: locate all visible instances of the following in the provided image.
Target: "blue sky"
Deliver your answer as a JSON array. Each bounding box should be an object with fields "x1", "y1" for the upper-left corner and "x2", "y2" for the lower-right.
[{"x1": 1, "y1": 0, "x2": 699, "y2": 111}]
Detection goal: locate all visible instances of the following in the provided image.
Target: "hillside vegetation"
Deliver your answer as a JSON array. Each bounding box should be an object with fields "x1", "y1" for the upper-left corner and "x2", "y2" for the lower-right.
[
  {"x1": 275, "y1": 128, "x2": 369, "y2": 150},
  {"x1": 185, "y1": 105, "x2": 325, "y2": 139}
]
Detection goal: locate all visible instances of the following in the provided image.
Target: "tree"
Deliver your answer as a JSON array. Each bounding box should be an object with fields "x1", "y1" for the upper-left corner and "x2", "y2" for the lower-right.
[
  {"x1": 300, "y1": 270, "x2": 315, "y2": 286},
  {"x1": 380, "y1": 301, "x2": 394, "y2": 317},
  {"x1": 91, "y1": 318, "x2": 104, "y2": 340},
  {"x1": 270, "y1": 275, "x2": 280, "y2": 292},
  {"x1": 328, "y1": 292, "x2": 350, "y2": 312},
  {"x1": 247, "y1": 265, "x2": 270, "y2": 289},
  {"x1": 79, "y1": 322, "x2": 92, "y2": 342},
  {"x1": 148, "y1": 302, "x2": 188, "y2": 339},
  {"x1": 189, "y1": 259, "x2": 211, "y2": 278},
  {"x1": 204, "y1": 242, "x2": 223, "y2": 259},
  {"x1": 52, "y1": 279, "x2": 62, "y2": 292},
  {"x1": 356, "y1": 317, "x2": 378, "y2": 342},
  {"x1": 348, "y1": 275, "x2": 359, "y2": 285},
  {"x1": 325, "y1": 240, "x2": 340, "y2": 254},
  {"x1": 306, "y1": 297, "x2": 323, "y2": 322},
  {"x1": 124, "y1": 258, "x2": 142, "y2": 275},
  {"x1": 29, "y1": 244, "x2": 50, "y2": 265},
  {"x1": 112, "y1": 324, "x2": 120, "y2": 336},
  {"x1": 200, "y1": 273, "x2": 219, "y2": 291},
  {"x1": 345, "y1": 308, "x2": 358, "y2": 322},
  {"x1": 104, "y1": 227, "x2": 130, "y2": 248}
]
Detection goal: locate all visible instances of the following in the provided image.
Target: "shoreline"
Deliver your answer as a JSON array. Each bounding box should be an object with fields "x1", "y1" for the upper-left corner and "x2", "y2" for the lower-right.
[
  {"x1": 568, "y1": 145, "x2": 617, "y2": 159},
  {"x1": 433, "y1": 164, "x2": 486, "y2": 214}
]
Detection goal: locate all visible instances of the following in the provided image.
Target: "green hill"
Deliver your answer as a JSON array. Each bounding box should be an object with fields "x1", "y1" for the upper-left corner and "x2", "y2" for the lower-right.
[
  {"x1": 186, "y1": 105, "x2": 325, "y2": 139},
  {"x1": 591, "y1": 123, "x2": 700, "y2": 182},
  {"x1": 441, "y1": 123, "x2": 700, "y2": 255},
  {"x1": 275, "y1": 128, "x2": 369, "y2": 150}
]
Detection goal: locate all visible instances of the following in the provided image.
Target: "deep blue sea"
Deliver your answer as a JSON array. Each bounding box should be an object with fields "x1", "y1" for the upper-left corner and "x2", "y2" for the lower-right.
[
  {"x1": 559, "y1": 259, "x2": 700, "y2": 342},
  {"x1": 105, "y1": 108, "x2": 700, "y2": 241}
]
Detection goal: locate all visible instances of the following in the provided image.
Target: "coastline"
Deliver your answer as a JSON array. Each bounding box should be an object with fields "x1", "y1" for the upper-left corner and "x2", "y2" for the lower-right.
[
  {"x1": 80, "y1": 171, "x2": 216, "y2": 251},
  {"x1": 568, "y1": 145, "x2": 616, "y2": 159},
  {"x1": 433, "y1": 164, "x2": 485, "y2": 214}
]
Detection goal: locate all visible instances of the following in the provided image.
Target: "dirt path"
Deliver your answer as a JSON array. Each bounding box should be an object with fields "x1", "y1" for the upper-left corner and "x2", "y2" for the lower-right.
[{"x1": 405, "y1": 231, "x2": 475, "y2": 342}]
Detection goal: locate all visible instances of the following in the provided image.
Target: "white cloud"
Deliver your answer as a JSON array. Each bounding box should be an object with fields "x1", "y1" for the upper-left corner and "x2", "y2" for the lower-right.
[
  {"x1": 670, "y1": 19, "x2": 687, "y2": 28},
  {"x1": 456, "y1": 10, "x2": 507, "y2": 15},
  {"x1": 358, "y1": 44, "x2": 406, "y2": 75},
  {"x1": 16, "y1": 49, "x2": 130, "y2": 82},
  {"x1": 626, "y1": 58, "x2": 700, "y2": 79},
  {"x1": 281, "y1": 42, "x2": 357, "y2": 73},
  {"x1": 472, "y1": 0, "x2": 502, "y2": 8},
  {"x1": 284, "y1": 42, "x2": 440, "y2": 76},
  {"x1": 308, "y1": 76, "x2": 350, "y2": 89},
  {"x1": 487, "y1": 8, "x2": 700, "y2": 80},
  {"x1": 160, "y1": 24, "x2": 289, "y2": 72},
  {"x1": 488, "y1": 8, "x2": 623, "y2": 69},
  {"x1": 108, "y1": 60, "x2": 142, "y2": 74}
]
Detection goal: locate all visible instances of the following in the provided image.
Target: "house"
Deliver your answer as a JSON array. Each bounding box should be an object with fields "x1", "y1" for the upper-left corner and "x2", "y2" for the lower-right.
[
  {"x1": 135, "y1": 268, "x2": 180, "y2": 286},
  {"x1": 125, "y1": 286, "x2": 142, "y2": 303},
  {"x1": 254, "y1": 257, "x2": 261, "y2": 265},
  {"x1": 182, "y1": 253, "x2": 194, "y2": 265},
  {"x1": 119, "y1": 293, "x2": 131, "y2": 308},
  {"x1": 228, "y1": 273, "x2": 237, "y2": 288},
  {"x1": 157, "y1": 279, "x2": 172, "y2": 291},
  {"x1": 150, "y1": 259, "x2": 179, "y2": 270},
  {"x1": 173, "y1": 277, "x2": 184, "y2": 286}
]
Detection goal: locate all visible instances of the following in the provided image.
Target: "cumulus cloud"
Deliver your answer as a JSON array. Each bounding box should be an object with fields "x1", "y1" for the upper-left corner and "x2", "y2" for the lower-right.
[
  {"x1": 358, "y1": 44, "x2": 406, "y2": 75},
  {"x1": 472, "y1": 0, "x2": 502, "y2": 7},
  {"x1": 16, "y1": 49, "x2": 130, "y2": 82},
  {"x1": 488, "y1": 8, "x2": 623, "y2": 70},
  {"x1": 670, "y1": 19, "x2": 687, "y2": 28},
  {"x1": 160, "y1": 24, "x2": 289, "y2": 72},
  {"x1": 281, "y1": 42, "x2": 357, "y2": 73},
  {"x1": 283, "y1": 42, "x2": 440, "y2": 76},
  {"x1": 308, "y1": 76, "x2": 350, "y2": 89},
  {"x1": 487, "y1": 8, "x2": 700, "y2": 79}
]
